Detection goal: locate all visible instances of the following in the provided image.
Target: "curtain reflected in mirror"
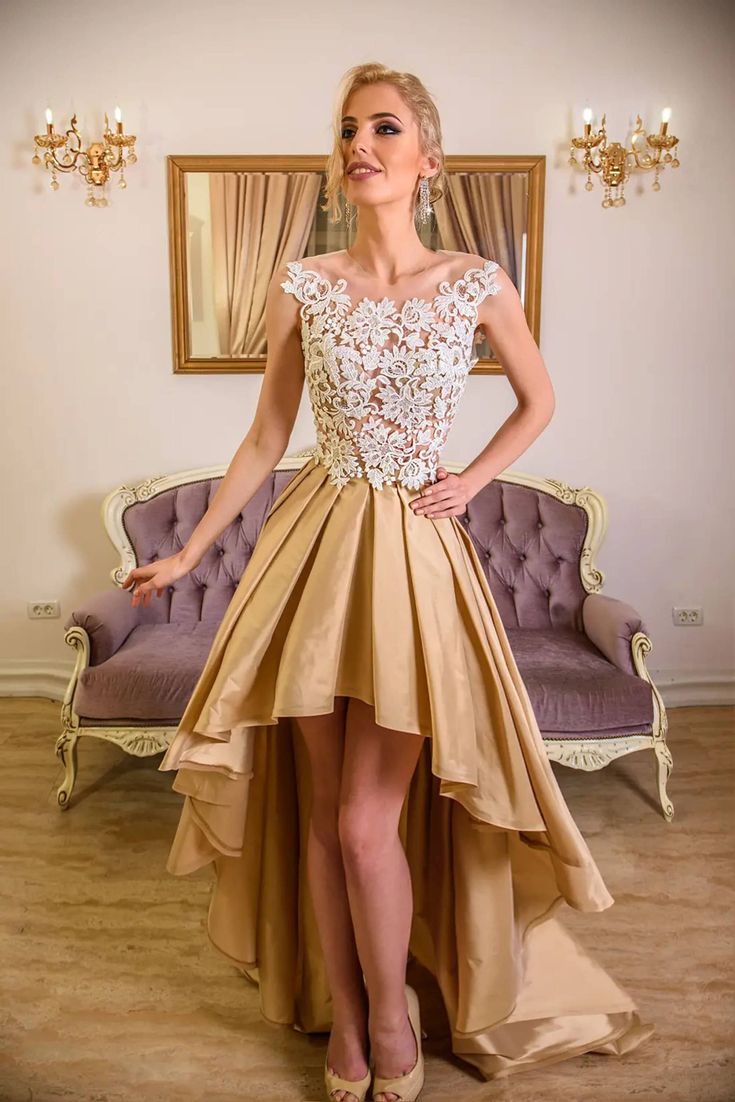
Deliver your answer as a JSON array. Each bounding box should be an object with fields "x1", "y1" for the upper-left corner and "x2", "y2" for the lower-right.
[{"x1": 169, "y1": 156, "x2": 545, "y2": 373}]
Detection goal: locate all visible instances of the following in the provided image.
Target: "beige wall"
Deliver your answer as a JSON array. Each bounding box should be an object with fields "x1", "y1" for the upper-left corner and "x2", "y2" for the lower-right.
[{"x1": 1, "y1": 0, "x2": 733, "y2": 702}]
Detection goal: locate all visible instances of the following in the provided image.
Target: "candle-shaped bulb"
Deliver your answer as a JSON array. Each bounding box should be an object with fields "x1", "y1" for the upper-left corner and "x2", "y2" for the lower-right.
[
  {"x1": 661, "y1": 107, "x2": 671, "y2": 123},
  {"x1": 45, "y1": 107, "x2": 53, "y2": 124},
  {"x1": 115, "y1": 105, "x2": 122, "y2": 122},
  {"x1": 583, "y1": 106, "x2": 592, "y2": 124}
]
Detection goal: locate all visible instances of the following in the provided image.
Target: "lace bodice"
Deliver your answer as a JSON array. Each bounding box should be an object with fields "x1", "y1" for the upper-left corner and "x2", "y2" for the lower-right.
[{"x1": 280, "y1": 256, "x2": 502, "y2": 490}]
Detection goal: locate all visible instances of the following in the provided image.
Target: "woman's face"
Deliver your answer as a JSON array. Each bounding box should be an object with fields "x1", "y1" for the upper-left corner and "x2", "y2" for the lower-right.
[{"x1": 341, "y1": 82, "x2": 434, "y2": 212}]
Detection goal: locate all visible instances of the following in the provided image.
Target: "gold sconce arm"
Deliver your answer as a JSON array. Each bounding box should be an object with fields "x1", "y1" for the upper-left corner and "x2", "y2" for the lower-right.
[
  {"x1": 570, "y1": 107, "x2": 680, "y2": 208},
  {"x1": 32, "y1": 106, "x2": 138, "y2": 207}
]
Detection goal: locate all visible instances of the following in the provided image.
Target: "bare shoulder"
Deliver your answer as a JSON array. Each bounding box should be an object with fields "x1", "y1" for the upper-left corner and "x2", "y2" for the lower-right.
[
  {"x1": 474, "y1": 255, "x2": 528, "y2": 335},
  {"x1": 438, "y1": 251, "x2": 506, "y2": 293},
  {"x1": 267, "y1": 257, "x2": 295, "y2": 297},
  {"x1": 297, "y1": 250, "x2": 344, "y2": 276},
  {"x1": 443, "y1": 249, "x2": 484, "y2": 264},
  {"x1": 445, "y1": 250, "x2": 503, "y2": 275},
  {"x1": 266, "y1": 257, "x2": 306, "y2": 331}
]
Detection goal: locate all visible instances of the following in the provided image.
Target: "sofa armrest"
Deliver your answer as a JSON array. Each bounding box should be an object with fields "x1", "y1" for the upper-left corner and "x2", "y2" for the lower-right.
[
  {"x1": 63, "y1": 587, "x2": 144, "y2": 666},
  {"x1": 582, "y1": 593, "x2": 650, "y2": 675}
]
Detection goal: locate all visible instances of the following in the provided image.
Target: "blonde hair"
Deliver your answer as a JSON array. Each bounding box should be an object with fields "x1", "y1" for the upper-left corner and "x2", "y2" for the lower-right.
[{"x1": 322, "y1": 61, "x2": 446, "y2": 225}]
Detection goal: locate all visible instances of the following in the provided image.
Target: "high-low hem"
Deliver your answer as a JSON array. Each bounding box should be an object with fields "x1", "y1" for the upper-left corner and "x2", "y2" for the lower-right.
[{"x1": 158, "y1": 454, "x2": 654, "y2": 1079}]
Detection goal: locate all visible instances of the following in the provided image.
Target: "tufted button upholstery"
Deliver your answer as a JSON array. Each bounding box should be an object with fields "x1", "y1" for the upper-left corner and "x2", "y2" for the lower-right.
[
  {"x1": 67, "y1": 459, "x2": 665, "y2": 803},
  {"x1": 115, "y1": 462, "x2": 594, "y2": 639}
]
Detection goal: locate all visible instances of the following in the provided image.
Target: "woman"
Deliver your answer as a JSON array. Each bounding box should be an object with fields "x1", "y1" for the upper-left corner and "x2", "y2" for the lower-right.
[{"x1": 124, "y1": 62, "x2": 654, "y2": 1102}]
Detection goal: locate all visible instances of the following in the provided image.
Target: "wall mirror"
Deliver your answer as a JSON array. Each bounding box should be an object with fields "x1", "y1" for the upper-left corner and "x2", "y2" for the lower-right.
[{"x1": 167, "y1": 154, "x2": 545, "y2": 375}]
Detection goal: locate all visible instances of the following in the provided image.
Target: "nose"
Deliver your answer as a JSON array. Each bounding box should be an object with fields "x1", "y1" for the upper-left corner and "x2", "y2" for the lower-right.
[{"x1": 349, "y1": 124, "x2": 370, "y2": 156}]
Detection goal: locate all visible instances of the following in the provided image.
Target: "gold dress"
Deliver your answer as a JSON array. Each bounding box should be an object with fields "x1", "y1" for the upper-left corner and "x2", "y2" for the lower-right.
[{"x1": 158, "y1": 257, "x2": 655, "y2": 1081}]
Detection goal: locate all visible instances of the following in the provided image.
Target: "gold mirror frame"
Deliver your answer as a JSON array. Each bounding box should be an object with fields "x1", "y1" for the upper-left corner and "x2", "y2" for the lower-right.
[{"x1": 167, "y1": 154, "x2": 545, "y2": 375}]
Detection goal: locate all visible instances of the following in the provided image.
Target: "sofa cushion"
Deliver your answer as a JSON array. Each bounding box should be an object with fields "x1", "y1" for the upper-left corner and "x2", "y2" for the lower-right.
[
  {"x1": 74, "y1": 619, "x2": 653, "y2": 739},
  {"x1": 506, "y1": 627, "x2": 654, "y2": 737},
  {"x1": 75, "y1": 622, "x2": 220, "y2": 722}
]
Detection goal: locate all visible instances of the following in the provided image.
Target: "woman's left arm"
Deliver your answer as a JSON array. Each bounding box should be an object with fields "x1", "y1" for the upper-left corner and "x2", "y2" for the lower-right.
[{"x1": 411, "y1": 264, "x2": 555, "y2": 519}]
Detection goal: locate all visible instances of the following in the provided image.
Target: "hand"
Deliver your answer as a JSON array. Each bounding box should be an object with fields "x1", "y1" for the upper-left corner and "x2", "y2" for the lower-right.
[
  {"x1": 121, "y1": 551, "x2": 193, "y2": 609},
  {"x1": 409, "y1": 466, "x2": 472, "y2": 520}
]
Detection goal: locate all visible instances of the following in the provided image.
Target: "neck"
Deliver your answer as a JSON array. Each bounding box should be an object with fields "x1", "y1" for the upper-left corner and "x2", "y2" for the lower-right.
[{"x1": 345, "y1": 201, "x2": 435, "y2": 283}]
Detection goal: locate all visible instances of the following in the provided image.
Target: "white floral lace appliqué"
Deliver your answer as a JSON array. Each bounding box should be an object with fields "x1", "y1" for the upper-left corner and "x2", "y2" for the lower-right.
[{"x1": 280, "y1": 258, "x2": 502, "y2": 490}]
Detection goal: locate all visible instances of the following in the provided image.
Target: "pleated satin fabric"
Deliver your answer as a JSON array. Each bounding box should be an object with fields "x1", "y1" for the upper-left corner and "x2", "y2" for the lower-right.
[{"x1": 158, "y1": 454, "x2": 654, "y2": 1080}]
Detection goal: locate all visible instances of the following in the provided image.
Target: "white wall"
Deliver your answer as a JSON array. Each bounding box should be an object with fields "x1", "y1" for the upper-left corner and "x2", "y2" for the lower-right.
[{"x1": 1, "y1": 0, "x2": 733, "y2": 701}]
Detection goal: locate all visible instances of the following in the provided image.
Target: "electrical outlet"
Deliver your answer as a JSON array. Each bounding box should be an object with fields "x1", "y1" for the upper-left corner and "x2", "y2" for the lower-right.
[
  {"x1": 672, "y1": 606, "x2": 703, "y2": 626},
  {"x1": 28, "y1": 600, "x2": 60, "y2": 619}
]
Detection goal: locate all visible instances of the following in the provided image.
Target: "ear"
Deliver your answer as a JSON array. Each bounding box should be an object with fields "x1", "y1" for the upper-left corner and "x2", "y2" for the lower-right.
[
  {"x1": 420, "y1": 154, "x2": 441, "y2": 180},
  {"x1": 423, "y1": 156, "x2": 440, "y2": 179}
]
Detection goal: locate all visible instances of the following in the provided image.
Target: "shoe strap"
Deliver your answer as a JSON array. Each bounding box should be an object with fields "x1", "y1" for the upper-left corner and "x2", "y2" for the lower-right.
[
  {"x1": 326, "y1": 1067, "x2": 371, "y2": 1096},
  {"x1": 372, "y1": 1062, "x2": 423, "y2": 1096}
]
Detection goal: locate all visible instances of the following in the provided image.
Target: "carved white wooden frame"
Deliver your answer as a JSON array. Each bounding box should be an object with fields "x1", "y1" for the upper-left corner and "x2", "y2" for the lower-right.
[{"x1": 58, "y1": 446, "x2": 673, "y2": 821}]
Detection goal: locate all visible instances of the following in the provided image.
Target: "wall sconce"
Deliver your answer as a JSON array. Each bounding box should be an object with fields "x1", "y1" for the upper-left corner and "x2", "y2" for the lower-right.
[
  {"x1": 32, "y1": 106, "x2": 137, "y2": 207},
  {"x1": 570, "y1": 107, "x2": 680, "y2": 207}
]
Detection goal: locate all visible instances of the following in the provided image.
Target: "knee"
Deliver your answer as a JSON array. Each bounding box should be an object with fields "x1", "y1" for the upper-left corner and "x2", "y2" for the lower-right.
[
  {"x1": 338, "y1": 804, "x2": 398, "y2": 869},
  {"x1": 309, "y1": 794, "x2": 341, "y2": 850}
]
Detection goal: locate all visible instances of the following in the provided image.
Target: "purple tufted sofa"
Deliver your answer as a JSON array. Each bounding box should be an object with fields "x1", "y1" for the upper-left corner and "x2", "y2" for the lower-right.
[{"x1": 58, "y1": 447, "x2": 673, "y2": 819}]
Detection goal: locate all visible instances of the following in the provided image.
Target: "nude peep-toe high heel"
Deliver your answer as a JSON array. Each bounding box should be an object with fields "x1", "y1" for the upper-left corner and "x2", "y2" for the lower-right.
[
  {"x1": 324, "y1": 1052, "x2": 372, "y2": 1102},
  {"x1": 371, "y1": 984, "x2": 425, "y2": 1102}
]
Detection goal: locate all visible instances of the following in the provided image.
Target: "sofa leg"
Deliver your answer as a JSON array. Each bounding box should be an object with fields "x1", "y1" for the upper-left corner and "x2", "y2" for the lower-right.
[
  {"x1": 654, "y1": 737, "x2": 674, "y2": 822},
  {"x1": 55, "y1": 729, "x2": 79, "y2": 810}
]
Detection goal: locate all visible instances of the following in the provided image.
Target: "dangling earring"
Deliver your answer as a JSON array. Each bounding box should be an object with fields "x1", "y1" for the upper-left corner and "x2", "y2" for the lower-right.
[
  {"x1": 344, "y1": 197, "x2": 356, "y2": 231},
  {"x1": 415, "y1": 177, "x2": 433, "y2": 225}
]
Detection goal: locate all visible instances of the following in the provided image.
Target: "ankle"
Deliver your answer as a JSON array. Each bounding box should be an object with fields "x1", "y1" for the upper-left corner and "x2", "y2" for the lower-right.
[
  {"x1": 369, "y1": 1002, "x2": 409, "y2": 1036},
  {"x1": 331, "y1": 987, "x2": 369, "y2": 1024}
]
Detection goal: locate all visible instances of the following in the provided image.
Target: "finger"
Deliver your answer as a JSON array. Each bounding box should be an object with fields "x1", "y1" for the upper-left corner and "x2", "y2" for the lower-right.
[
  {"x1": 414, "y1": 482, "x2": 448, "y2": 503},
  {"x1": 412, "y1": 488, "x2": 455, "y2": 512},
  {"x1": 131, "y1": 583, "x2": 149, "y2": 606},
  {"x1": 414, "y1": 501, "x2": 454, "y2": 516},
  {"x1": 423, "y1": 507, "x2": 462, "y2": 519}
]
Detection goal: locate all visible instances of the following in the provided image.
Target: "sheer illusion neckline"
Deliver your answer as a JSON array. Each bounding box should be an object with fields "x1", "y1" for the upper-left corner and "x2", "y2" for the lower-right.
[
  {"x1": 287, "y1": 255, "x2": 498, "y2": 317},
  {"x1": 279, "y1": 255, "x2": 503, "y2": 489}
]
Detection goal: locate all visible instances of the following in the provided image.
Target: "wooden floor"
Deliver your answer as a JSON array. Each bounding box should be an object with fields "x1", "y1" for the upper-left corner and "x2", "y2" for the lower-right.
[{"x1": 0, "y1": 698, "x2": 732, "y2": 1102}]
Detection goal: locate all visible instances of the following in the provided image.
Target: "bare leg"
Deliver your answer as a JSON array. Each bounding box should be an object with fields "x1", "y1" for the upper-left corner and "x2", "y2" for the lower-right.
[
  {"x1": 339, "y1": 698, "x2": 426, "y2": 1102},
  {"x1": 294, "y1": 697, "x2": 369, "y2": 1102}
]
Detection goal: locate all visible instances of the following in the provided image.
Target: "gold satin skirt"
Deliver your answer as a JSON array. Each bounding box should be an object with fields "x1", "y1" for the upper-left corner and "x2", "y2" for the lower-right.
[{"x1": 158, "y1": 454, "x2": 655, "y2": 1081}]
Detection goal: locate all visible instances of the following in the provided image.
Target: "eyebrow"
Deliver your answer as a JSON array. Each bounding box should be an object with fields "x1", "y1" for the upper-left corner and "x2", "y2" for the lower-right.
[{"x1": 341, "y1": 112, "x2": 403, "y2": 124}]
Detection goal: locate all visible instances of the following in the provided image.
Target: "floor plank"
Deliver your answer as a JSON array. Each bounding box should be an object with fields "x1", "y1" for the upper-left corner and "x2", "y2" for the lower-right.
[{"x1": 0, "y1": 699, "x2": 732, "y2": 1101}]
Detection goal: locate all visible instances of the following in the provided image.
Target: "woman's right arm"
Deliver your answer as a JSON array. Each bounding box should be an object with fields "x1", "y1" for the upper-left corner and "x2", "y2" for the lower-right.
[{"x1": 123, "y1": 261, "x2": 304, "y2": 606}]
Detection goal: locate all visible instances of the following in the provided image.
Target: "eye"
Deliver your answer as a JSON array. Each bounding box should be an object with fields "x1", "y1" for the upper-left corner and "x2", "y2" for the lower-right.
[{"x1": 341, "y1": 122, "x2": 401, "y2": 140}]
